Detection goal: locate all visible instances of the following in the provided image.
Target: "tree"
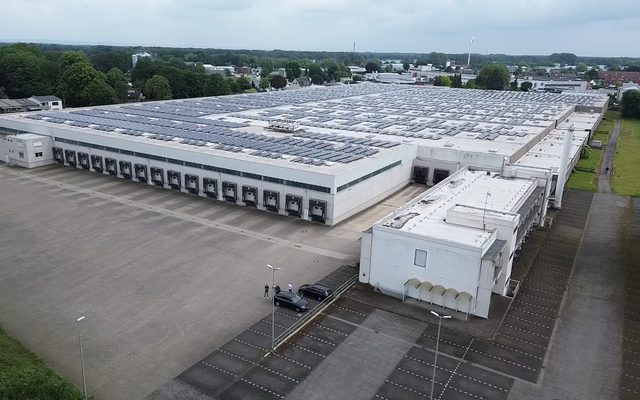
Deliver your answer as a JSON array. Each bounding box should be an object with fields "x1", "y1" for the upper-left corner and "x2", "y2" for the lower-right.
[
  {"x1": 226, "y1": 78, "x2": 241, "y2": 94},
  {"x1": 433, "y1": 75, "x2": 451, "y2": 87},
  {"x1": 451, "y1": 74, "x2": 463, "y2": 88},
  {"x1": 105, "y1": 67, "x2": 128, "y2": 103},
  {"x1": 575, "y1": 63, "x2": 588, "y2": 73},
  {"x1": 58, "y1": 51, "x2": 90, "y2": 72},
  {"x1": 365, "y1": 61, "x2": 380, "y2": 73},
  {"x1": 0, "y1": 44, "x2": 56, "y2": 98},
  {"x1": 307, "y1": 64, "x2": 326, "y2": 85},
  {"x1": 384, "y1": 64, "x2": 393, "y2": 73},
  {"x1": 57, "y1": 61, "x2": 115, "y2": 106},
  {"x1": 465, "y1": 79, "x2": 477, "y2": 89},
  {"x1": 203, "y1": 74, "x2": 231, "y2": 96},
  {"x1": 130, "y1": 58, "x2": 157, "y2": 87},
  {"x1": 475, "y1": 64, "x2": 510, "y2": 90},
  {"x1": 285, "y1": 61, "x2": 301, "y2": 81},
  {"x1": 144, "y1": 75, "x2": 172, "y2": 100},
  {"x1": 444, "y1": 65, "x2": 454, "y2": 73},
  {"x1": 236, "y1": 76, "x2": 252, "y2": 91},
  {"x1": 584, "y1": 69, "x2": 599, "y2": 81},
  {"x1": 621, "y1": 89, "x2": 640, "y2": 118},
  {"x1": 627, "y1": 65, "x2": 640, "y2": 72},
  {"x1": 402, "y1": 61, "x2": 410, "y2": 71},
  {"x1": 259, "y1": 77, "x2": 270, "y2": 90},
  {"x1": 520, "y1": 81, "x2": 533, "y2": 92},
  {"x1": 270, "y1": 74, "x2": 287, "y2": 90}
]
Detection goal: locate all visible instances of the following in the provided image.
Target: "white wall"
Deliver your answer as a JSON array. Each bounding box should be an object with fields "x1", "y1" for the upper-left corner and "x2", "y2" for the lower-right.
[{"x1": 367, "y1": 226, "x2": 497, "y2": 318}]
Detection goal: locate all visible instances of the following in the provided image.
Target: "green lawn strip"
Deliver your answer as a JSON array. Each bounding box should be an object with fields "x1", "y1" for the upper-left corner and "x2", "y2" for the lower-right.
[
  {"x1": 611, "y1": 118, "x2": 640, "y2": 197},
  {"x1": 0, "y1": 326, "x2": 83, "y2": 400},
  {"x1": 567, "y1": 170, "x2": 597, "y2": 192}
]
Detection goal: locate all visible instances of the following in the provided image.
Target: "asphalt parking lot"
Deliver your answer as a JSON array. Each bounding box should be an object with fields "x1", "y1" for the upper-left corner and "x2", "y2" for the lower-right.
[
  {"x1": 150, "y1": 190, "x2": 600, "y2": 400},
  {"x1": 0, "y1": 164, "x2": 429, "y2": 400}
]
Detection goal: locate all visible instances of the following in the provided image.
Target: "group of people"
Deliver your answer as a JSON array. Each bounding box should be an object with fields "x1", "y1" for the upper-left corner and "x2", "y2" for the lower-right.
[{"x1": 264, "y1": 282, "x2": 293, "y2": 299}]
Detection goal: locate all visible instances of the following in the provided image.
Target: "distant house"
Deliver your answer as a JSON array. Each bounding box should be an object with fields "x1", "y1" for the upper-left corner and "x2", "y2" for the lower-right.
[
  {"x1": 127, "y1": 89, "x2": 145, "y2": 103},
  {"x1": 285, "y1": 77, "x2": 312, "y2": 90},
  {"x1": 29, "y1": 95, "x2": 63, "y2": 110},
  {"x1": 599, "y1": 71, "x2": 640, "y2": 86},
  {"x1": 0, "y1": 98, "x2": 42, "y2": 114}
]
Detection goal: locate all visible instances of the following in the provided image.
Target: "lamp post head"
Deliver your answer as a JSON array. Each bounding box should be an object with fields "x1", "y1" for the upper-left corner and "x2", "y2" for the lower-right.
[
  {"x1": 76, "y1": 316, "x2": 86, "y2": 323},
  {"x1": 267, "y1": 264, "x2": 281, "y2": 271}
]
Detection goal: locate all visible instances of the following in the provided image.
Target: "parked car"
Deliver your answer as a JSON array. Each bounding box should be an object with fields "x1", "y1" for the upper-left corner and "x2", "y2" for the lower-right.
[
  {"x1": 298, "y1": 283, "x2": 333, "y2": 301},
  {"x1": 273, "y1": 292, "x2": 309, "y2": 312}
]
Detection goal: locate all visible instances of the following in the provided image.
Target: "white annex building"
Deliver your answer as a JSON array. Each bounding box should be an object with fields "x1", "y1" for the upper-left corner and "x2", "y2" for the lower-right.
[{"x1": 0, "y1": 83, "x2": 608, "y2": 317}]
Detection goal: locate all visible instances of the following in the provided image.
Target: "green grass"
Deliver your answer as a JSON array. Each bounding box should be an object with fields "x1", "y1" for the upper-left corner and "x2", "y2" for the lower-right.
[
  {"x1": 0, "y1": 326, "x2": 83, "y2": 400},
  {"x1": 567, "y1": 170, "x2": 597, "y2": 191},
  {"x1": 567, "y1": 110, "x2": 618, "y2": 192},
  {"x1": 611, "y1": 117, "x2": 640, "y2": 197},
  {"x1": 243, "y1": 88, "x2": 258, "y2": 93}
]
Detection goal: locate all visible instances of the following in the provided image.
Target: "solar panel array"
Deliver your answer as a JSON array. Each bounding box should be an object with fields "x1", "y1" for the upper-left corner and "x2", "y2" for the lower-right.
[{"x1": 26, "y1": 105, "x2": 398, "y2": 165}]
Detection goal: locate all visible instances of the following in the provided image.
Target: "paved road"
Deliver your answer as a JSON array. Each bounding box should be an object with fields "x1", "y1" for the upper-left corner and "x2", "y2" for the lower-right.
[{"x1": 598, "y1": 119, "x2": 621, "y2": 193}]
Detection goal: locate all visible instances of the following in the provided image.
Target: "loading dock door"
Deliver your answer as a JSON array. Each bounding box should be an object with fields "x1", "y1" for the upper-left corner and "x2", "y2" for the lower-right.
[
  {"x1": 105, "y1": 158, "x2": 117, "y2": 175},
  {"x1": 309, "y1": 199, "x2": 327, "y2": 223},
  {"x1": 433, "y1": 169, "x2": 450, "y2": 184},
  {"x1": 185, "y1": 174, "x2": 199, "y2": 194},
  {"x1": 286, "y1": 195, "x2": 303, "y2": 216},
  {"x1": 151, "y1": 167, "x2": 164, "y2": 186},
  {"x1": 52, "y1": 147, "x2": 64, "y2": 164},
  {"x1": 413, "y1": 166, "x2": 429, "y2": 184},
  {"x1": 78, "y1": 153, "x2": 89, "y2": 169},
  {"x1": 167, "y1": 171, "x2": 181, "y2": 189},
  {"x1": 64, "y1": 150, "x2": 76, "y2": 166},
  {"x1": 90, "y1": 155, "x2": 103, "y2": 172},
  {"x1": 203, "y1": 178, "x2": 217, "y2": 198},
  {"x1": 119, "y1": 161, "x2": 132, "y2": 178},
  {"x1": 135, "y1": 164, "x2": 148, "y2": 182},
  {"x1": 222, "y1": 182, "x2": 237, "y2": 202},
  {"x1": 263, "y1": 190, "x2": 279, "y2": 211},
  {"x1": 242, "y1": 186, "x2": 257, "y2": 206}
]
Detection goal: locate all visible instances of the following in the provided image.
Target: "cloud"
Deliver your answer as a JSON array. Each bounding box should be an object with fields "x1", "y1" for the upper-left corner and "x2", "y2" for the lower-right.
[{"x1": 0, "y1": 0, "x2": 638, "y2": 56}]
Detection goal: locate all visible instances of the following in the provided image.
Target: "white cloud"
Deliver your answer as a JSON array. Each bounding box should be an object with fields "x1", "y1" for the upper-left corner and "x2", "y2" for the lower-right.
[{"x1": 0, "y1": 0, "x2": 638, "y2": 56}]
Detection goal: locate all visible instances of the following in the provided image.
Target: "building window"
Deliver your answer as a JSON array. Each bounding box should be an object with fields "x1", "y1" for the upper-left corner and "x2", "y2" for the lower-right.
[
  {"x1": 414, "y1": 249, "x2": 428, "y2": 268},
  {"x1": 18, "y1": 152, "x2": 24, "y2": 158},
  {"x1": 52, "y1": 102, "x2": 59, "y2": 106},
  {"x1": 35, "y1": 152, "x2": 43, "y2": 157}
]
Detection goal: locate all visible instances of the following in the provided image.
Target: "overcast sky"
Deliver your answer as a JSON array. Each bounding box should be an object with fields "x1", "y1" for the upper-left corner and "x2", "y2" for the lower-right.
[{"x1": 1, "y1": 0, "x2": 638, "y2": 57}]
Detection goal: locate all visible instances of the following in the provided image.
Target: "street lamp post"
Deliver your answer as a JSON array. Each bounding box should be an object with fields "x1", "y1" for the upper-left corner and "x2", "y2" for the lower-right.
[
  {"x1": 267, "y1": 264, "x2": 281, "y2": 350},
  {"x1": 430, "y1": 310, "x2": 451, "y2": 400},
  {"x1": 76, "y1": 316, "x2": 88, "y2": 400}
]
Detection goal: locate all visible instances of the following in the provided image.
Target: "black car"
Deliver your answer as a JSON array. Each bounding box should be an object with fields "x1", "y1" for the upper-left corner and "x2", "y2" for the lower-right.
[
  {"x1": 273, "y1": 292, "x2": 309, "y2": 312},
  {"x1": 298, "y1": 283, "x2": 333, "y2": 301}
]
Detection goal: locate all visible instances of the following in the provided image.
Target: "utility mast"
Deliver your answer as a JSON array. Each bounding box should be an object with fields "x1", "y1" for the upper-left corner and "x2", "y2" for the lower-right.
[{"x1": 467, "y1": 37, "x2": 474, "y2": 66}]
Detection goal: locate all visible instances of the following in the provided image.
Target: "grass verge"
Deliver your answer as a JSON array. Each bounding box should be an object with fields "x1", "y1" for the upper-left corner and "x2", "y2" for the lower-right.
[
  {"x1": 0, "y1": 326, "x2": 83, "y2": 400},
  {"x1": 611, "y1": 117, "x2": 640, "y2": 197}
]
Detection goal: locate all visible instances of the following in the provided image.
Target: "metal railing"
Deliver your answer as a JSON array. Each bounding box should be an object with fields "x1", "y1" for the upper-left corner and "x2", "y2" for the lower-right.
[{"x1": 273, "y1": 272, "x2": 358, "y2": 350}]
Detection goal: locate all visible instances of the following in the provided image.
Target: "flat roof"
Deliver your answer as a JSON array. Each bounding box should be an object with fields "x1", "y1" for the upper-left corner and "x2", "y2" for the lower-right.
[
  {"x1": 377, "y1": 168, "x2": 536, "y2": 249},
  {"x1": 0, "y1": 83, "x2": 608, "y2": 172},
  {"x1": 514, "y1": 111, "x2": 600, "y2": 172}
]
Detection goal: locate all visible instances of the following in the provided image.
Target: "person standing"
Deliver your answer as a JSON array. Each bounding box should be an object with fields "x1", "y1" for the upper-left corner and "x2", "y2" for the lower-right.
[
  {"x1": 264, "y1": 284, "x2": 269, "y2": 299},
  {"x1": 288, "y1": 282, "x2": 293, "y2": 293}
]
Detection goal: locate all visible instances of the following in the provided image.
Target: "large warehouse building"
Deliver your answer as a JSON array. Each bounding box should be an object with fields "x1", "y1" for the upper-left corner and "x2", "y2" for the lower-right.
[{"x1": 0, "y1": 83, "x2": 608, "y2": 316}]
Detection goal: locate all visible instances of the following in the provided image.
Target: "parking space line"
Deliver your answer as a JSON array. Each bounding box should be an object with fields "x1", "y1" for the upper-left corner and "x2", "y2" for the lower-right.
[
  {"x1": 503, "y1": 324, "x2": 550, "y2": 339},
  {"x1": 330, "y1": 304, "x2": 367, "y2": 317},
  {"x1": 285, "y1": 342, "x2": 327, "y2": 358},
  {"x1": 490, "y1": 341, "x2": 543, "y2": 360},
  {"x1": 201, "y1": 360, "x2": 238, "y2": 378},
  {"x1": 422, "y1": 333, "x2": 467, "y2": 349},
  {"x1": 469, "y1": 348, "x2": 537, "y2": 371},
  {"x1": 384, "y1": 379, "x2": 429, "y2": 398},
  {"x1": 514, "y1": 299, "x2": 556, "y2": 313},
  {"x1": 270, "y1": 351, "x2": 312, "y2": 370},
  {"x1": 510, "y1": 306, "x2": 556, "y2": 321},
  {"x1": 291, "y1": 330, "x2": 336, "y2": 346},
  {"x1": 247, "y1": 328, "x2": 271, "y2": 338},
  {"x1": 238, "y1": 376, "x2": 285, "y2": 399},
  {"x1": 403, "y1": 355, "x2": 509, "y2": 393},
  {"x1": 520, "y1": 286, "x2": 563, "y2": 298},
  {"x1": 506, "y1": 315, "x2": 551, "y2": 329},
  {"x1": 311, "y1": 322, "x2": 350, "y2": 337},
  {"x1": 234, "y1": 338, "x2": 268, "y2": 352},
  {"x1": 439, "y1": 339, "x2": 474, "y2": 400},
  {"x1": 216, "y1": 349, "x2": 300, "y2": 384}
]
